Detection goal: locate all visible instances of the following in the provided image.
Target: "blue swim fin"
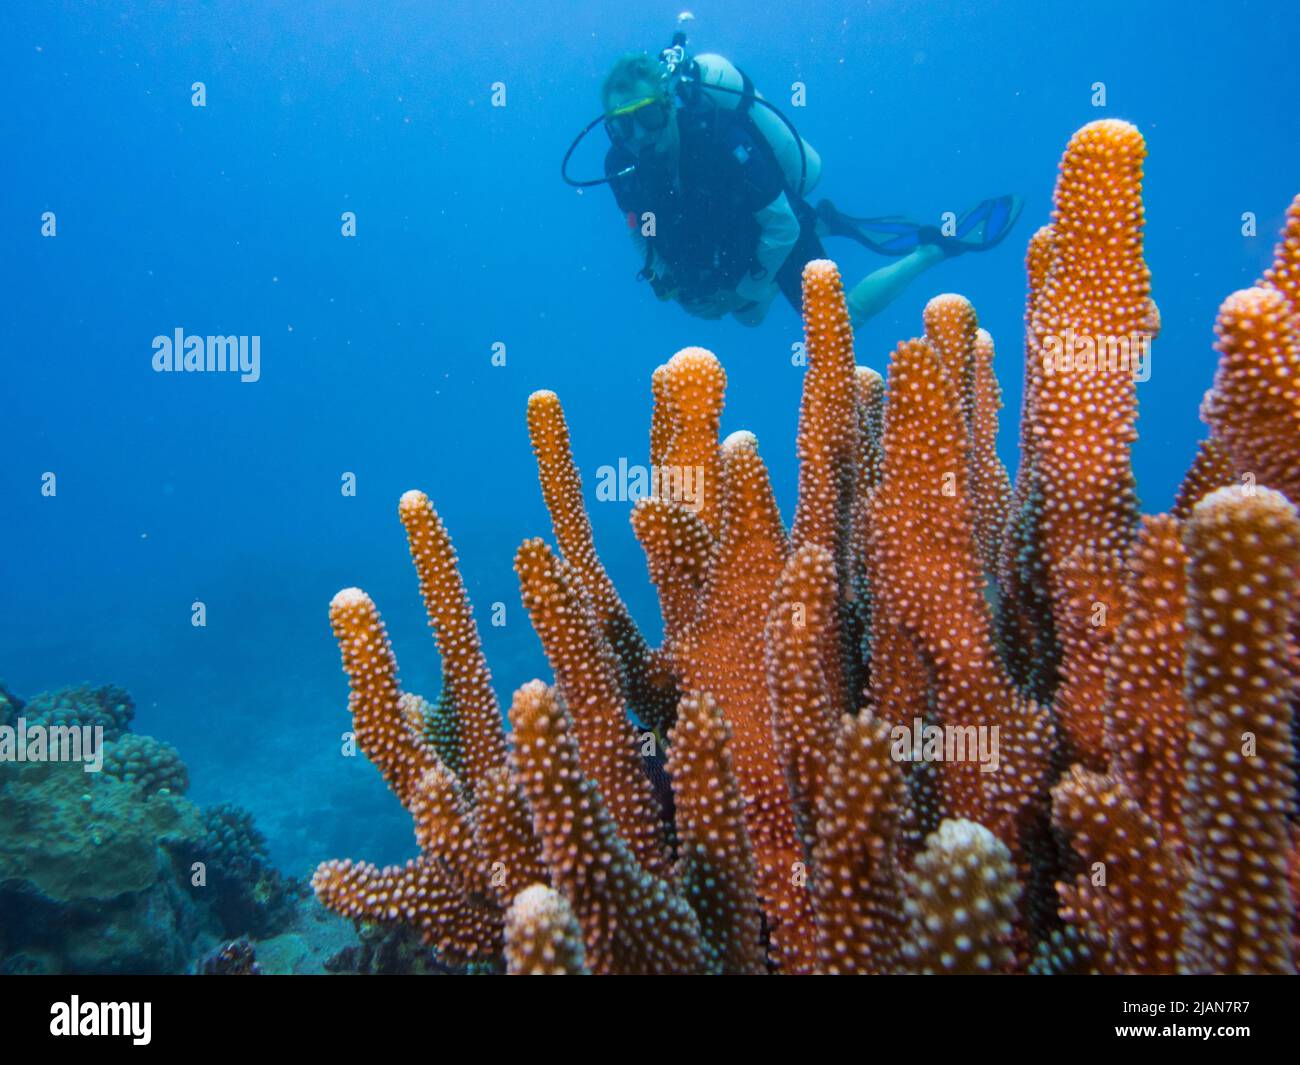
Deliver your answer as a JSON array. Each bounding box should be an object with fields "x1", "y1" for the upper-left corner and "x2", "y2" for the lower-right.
[
  {"x1": 937, "y1": 194, "x2": 1025, "y2": 257},
  {"x1": 817, "y1": 194, "x2": 1024, "y2": 258}
]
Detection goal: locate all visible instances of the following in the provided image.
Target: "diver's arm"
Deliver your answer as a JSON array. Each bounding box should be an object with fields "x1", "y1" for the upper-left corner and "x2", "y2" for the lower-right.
[
  {"x1": 735, "y1": 191, "x2": 801, "y2": 305},
  {"x1": 628, "y1": 229, "x2": 676, "y2": 298}
]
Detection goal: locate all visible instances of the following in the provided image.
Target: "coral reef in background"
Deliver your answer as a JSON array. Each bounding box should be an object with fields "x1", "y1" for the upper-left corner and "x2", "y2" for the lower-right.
[
  {"x1": 313, "y1": 121, "x2": 1300, "y2": 974},
  {"x1": 3, "y1": 683, "x2": 135, "y2": 739},
  {"x1": 102, "y1": 733, "x2": 190, "y2": 797},
  {"x1": 0, "y1": 681, "x2": 318, "y2": 973},
  {"x1": 197, "y1": 802, "x2": 301, "y2": 939}
]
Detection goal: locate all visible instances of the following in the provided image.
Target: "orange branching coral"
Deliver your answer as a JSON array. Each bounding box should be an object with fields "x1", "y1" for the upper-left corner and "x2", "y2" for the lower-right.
[
  {"x1": 1048, "y1": 525, "x2": 1188, "y2": 977},
  {"x1": 314, "y1": 120, "x2": 1300, "y2": 977},
  {"x1": 325, "y1": 586, "x2": 439, "y2": 806},
  {"x1": 1052, "y1": 764, "x2": 1183, "y2": 974},
  {"x1": 397, "y1": 491, "x2": 508, "y2": 801},
  {"x1": 870, "y1": 336, "x2": 985, "y2": 830},
  {"x1": 791, "y1": 260, "x2": 861, "y2": 717},
  {"x1": 508, "y1": 681, "x2": 704, "y2": 975},
  {"x1": 313, "y1": 855, "x2": 500, "y2": 962},
  {"x1": 792, "y1": 261, "x2": 859, "y2": 559},
  {"x1": 1050, "y1": 547, "x2": 1126, "y2": 770},
  {"x1": 654, "y1": 347, "x2": 728, "y2": 537},
  {"x1": 918, "y1": 297, "x2": 1011, "y2": 574},
  {"x1": 922, "y1": 293, "x2": 979, "y2": 437},
  {"x1": 1000, "y1": 225, "x2": 1056, "y2": 578},
  {"x1": 1031, "y1": 119, "x2": 1148, "y2": 643},
  {"x1": 868, "y1": 336, "x2": 1051, "y2": 847},
  {"x1": 1020, "y1": 224, "x2": 1058, "y2": 468},
  {"x1": 312, "y1": 588, "x2": 503, "y2": 962},
  {"x1": 406, "y1": 763, "x2": 490, "y2": 903},
  {"x1": 996, "y1": 226, "x2": 1061, "y2": 698},
  {"x1": 673, "y1": 431, "x2": 819, "y2": 973},
  {"x1": 903, "y1": 819, "x2": 1022, "y2": 974},
  {"x1": 470, "y1": 766, "x2": 549, "y2": 910},
  {"x1": 649, "y1": 363, "x2": 674, "y2": 471},
  {"x1": 1261, "y1": 193, "x2": 1300, "y2": 319},
  {"x1": 970, "y1": 328, "x2": 1014, "y2": 573},
  {"x1": 513, "y1": 538, "x2": 672, "y2": 883},
  {"x1": 862, "y1": 618, "x2": 939, "y2": 842},
  {"x1": 629, "y1": 496, "x2": 711, "y2": 649},
  {"x1": 1046, "y1": 520, "x2": 1193, "y2": 972},
  {"x1": 809, "y1": 713, "x2": 911, "y2": 974},
  {"x1": 504, "y1": 884, "x2": 587, "y2": 975},
  {"x1": 1103, "y1": 516, "x2": 1188, "y2": 848},
  {"x1": 765, "y1": 544, "x2": 840, "y2": 855},
  {"x1": 854, "y1": 366, "x2": 886, "y2": 494},
  {"x1": 844, "y1": 366, "x2": 886, "y2": 696},
  {"x1": 526, "y1": 390, "x2": 677, "y2": 734},
  {"x1": 666, "y1": 691, "x2": 766, "y2": 975},
  {"x1": 1179, "y1": 486, "x2": 1299, "y2": 975},
  {"x1": 1201, "y1": 286, "x2": 1300, "y2": 506},
  {"x1": 1172, "y1": 438, "x2": 1237, "y2": 524}
]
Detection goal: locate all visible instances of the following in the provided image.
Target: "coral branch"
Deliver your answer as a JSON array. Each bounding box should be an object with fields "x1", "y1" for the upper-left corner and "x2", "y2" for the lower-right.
[
  {"x1": 791, "y1": 261, "x2": 861, "y2": 717},
  {"x1": 1032, "y1": 119, "x2": 1149, "y2": 642},
  {"x1": 470, "y1": 767, "x2": 549, "y2": 908},
  {"x1": 1051, "y1": 547, "x2": 1126, "y2": 769},
  {"x1": 923, "y1": 293, "x2": 979, "y2": 437},
  {"x1": 1172, "y1": 438, "x2": 1238, "y2": 523},
  {"x1": 1261, "y1": 193, "x2": 1300, "y2": 318},
  {"x1": 327, "y1": 587, "x2": 439, "y2": 805},
  {"x1": 526, "y1": 391, "x2": 678, "y2": 734},
  {"x1": 630, "y1": 497, "x2": 711, "y2": 647},
  {"x1": 1201, "y1": 287, "x2": 1300, "y2": 506},
  {"x1": 312, "y1": 856, "x2": 501, "y2": 962},
  {"x1": 504, "y1": 884, "x2": 587, "y2": 975},
  {"x1": 1052, "y1": 765, "x2": 1183, "y2": 974},
  {"x1": 765, "y1": 543, "x2": 840, "y2": 855},
  {"x1": 666, "y1": 691, "x2": 766, "y2": 974},
  {"x1": 1179, "y1": 485, "x2": 1299, "y2": 974},
  {"x1": 397, "y1": 492, "x2": 508, "y2": 800},
  {"x1": 970, "y1": 328, "x2": 1014, "y2": 572},
  {"x1": 508, "y1": 682, "x2": 704, "y2": 975},
  {"x1": 810, "y1": 713, "x2": 911, "y2": 974},
  {"x1": 514, "y1": 538, "x2": 672, "y2": 881},
  {"x1": 869, "y1": 337, "x2": 1049, "y2": 843},
  {"x1": 674, "y1": 431, "x2": 819, "y2": 972},
  {"x1": 904, "y1": 819, "x2": 1021, "y2": 974},
  {"x1": 1104, "y1": 516, "x2": 1188, "y2": 847},
  {"x1": 656, "y1": 348, "x2": 728, "y2": 537}
]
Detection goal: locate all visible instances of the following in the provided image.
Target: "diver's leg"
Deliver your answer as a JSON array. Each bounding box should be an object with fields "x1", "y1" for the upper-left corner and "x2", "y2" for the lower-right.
[
  {"x1": 770, "y1": 204, "x2": 828, "y2": 315},
  {"x1": 845, "y1": 244, "x2": 944, "y2": 327}
]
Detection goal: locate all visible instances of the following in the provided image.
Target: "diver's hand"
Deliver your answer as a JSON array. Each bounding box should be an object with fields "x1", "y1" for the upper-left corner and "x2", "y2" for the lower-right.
[
  {"x1": 680, "y1": 291, "x2": 739, "y2": 320},
  {"x1": 649, "y1": 274, "x2": 678, "y2": 302}
]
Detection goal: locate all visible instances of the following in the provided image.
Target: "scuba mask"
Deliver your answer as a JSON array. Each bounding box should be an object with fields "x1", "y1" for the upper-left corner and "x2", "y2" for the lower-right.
[{"x1": 603, "y1": 95, "x2": 673, "y2": 144}]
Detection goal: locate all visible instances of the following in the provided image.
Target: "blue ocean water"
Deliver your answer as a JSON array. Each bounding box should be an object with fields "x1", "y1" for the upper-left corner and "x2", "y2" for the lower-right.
[{"x1": 2, "y1": 0, "x2": 1296, "y2": 877}]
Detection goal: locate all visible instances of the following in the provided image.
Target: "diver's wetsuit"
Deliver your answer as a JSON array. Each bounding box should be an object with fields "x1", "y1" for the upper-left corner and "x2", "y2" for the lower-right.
[{"x1": 606, "y1": 100, "x2": 823, "y2": 313}]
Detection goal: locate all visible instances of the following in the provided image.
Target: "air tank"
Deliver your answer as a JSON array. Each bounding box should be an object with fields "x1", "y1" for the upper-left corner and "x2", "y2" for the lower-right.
[{"x1": 693, "y1": 52, "x2": 822, "y2": 197}]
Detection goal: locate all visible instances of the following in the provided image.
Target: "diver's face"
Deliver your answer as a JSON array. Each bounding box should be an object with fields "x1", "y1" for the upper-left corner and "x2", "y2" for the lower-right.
[{"x1": 608, "y1": 79, "x2": 674, "y2": 158}]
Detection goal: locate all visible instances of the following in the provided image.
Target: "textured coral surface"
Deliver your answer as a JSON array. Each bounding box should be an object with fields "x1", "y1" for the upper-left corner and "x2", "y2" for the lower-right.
[{"x1": 311, "y1": 124, "x2": 1300, "y2": 975}]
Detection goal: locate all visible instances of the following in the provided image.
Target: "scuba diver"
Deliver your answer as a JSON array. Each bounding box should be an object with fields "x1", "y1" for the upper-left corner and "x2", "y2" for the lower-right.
[{"x1": 562, "y1": 25, "x2": 1023, "y2": 328}]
